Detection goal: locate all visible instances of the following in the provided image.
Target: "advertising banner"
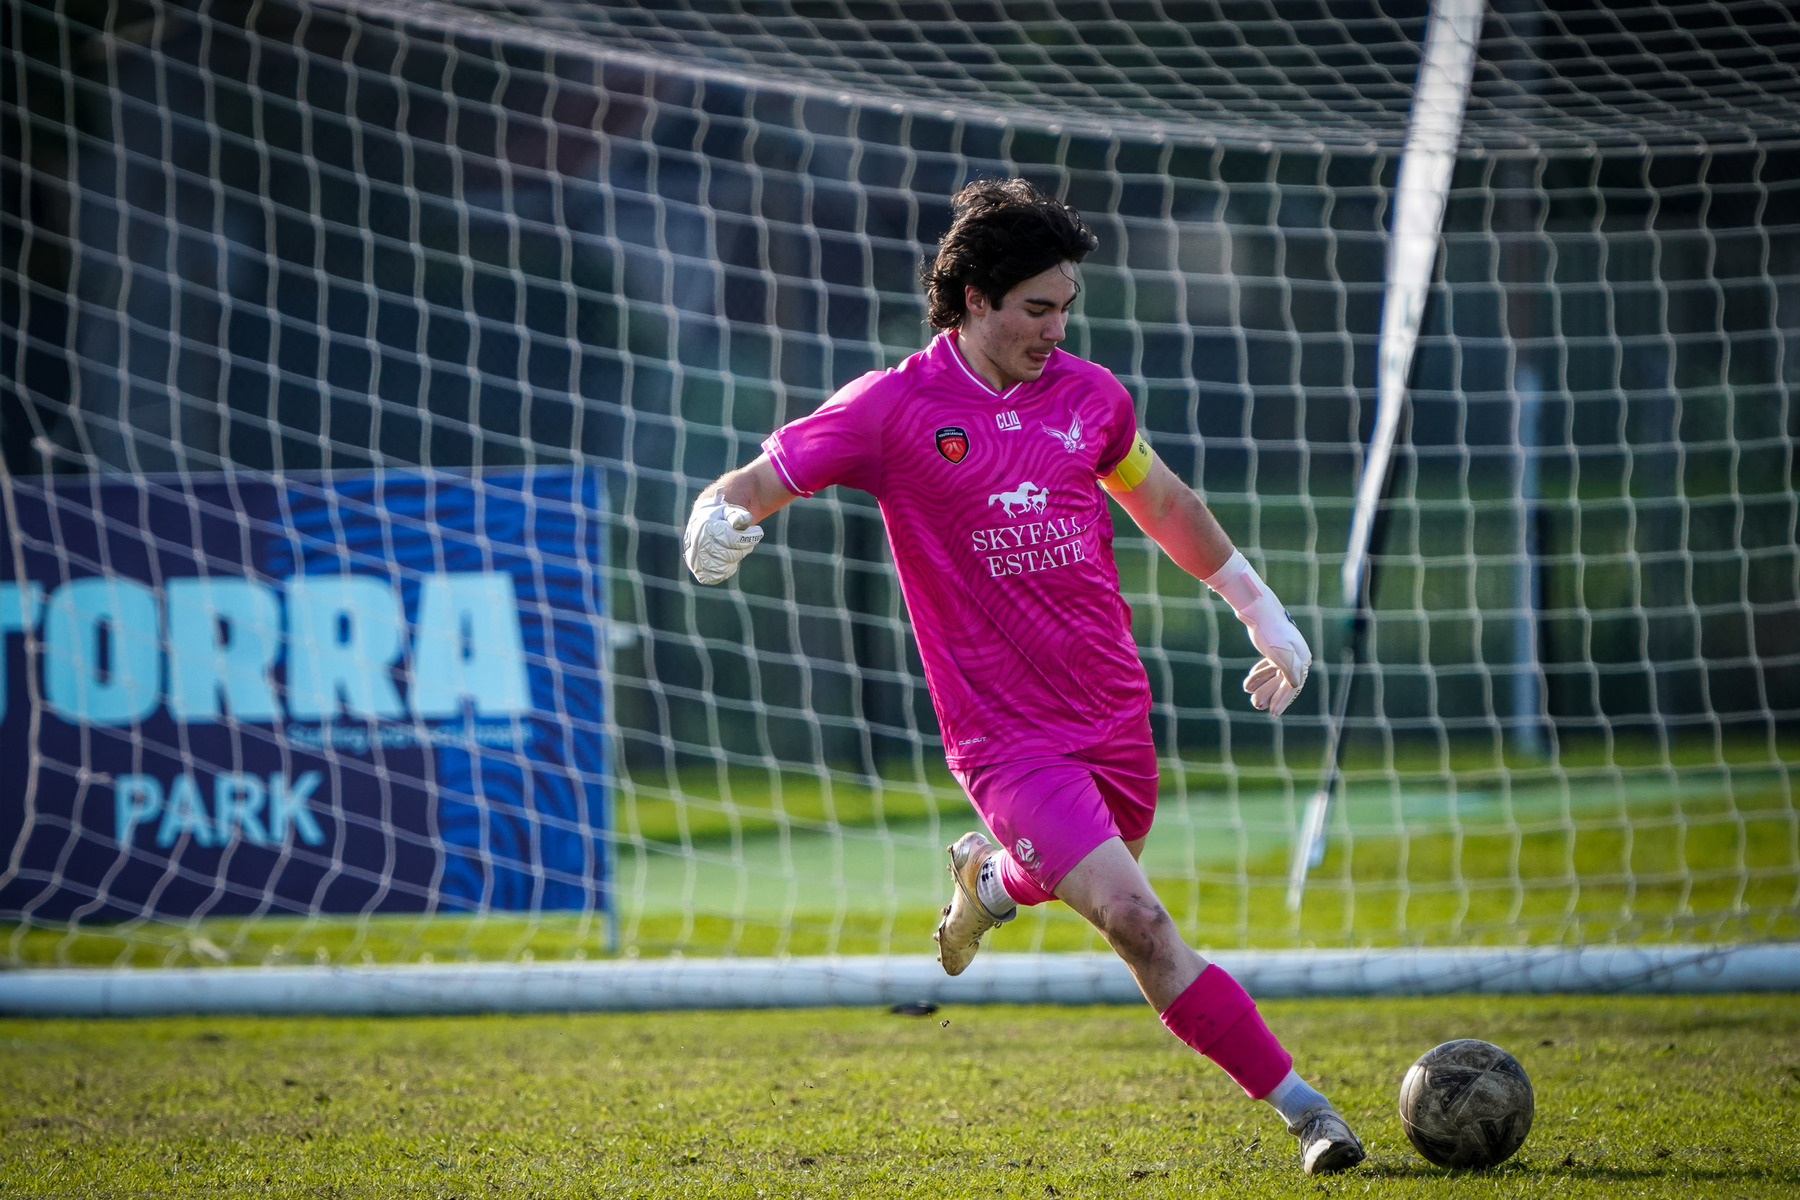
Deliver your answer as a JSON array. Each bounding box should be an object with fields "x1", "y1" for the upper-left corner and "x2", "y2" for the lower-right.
[{"x1": 0, "y1": 468, "x2": 609, "y2": 921}]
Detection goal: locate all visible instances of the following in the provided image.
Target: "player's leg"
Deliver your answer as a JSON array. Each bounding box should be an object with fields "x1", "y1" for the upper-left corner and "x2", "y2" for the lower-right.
[
  {"x1": 938, "y1": 745, "x2": 1185, "y2": 973},
  {"x1": 935, "y1": 752, "x2": 1122, "y2": 975},
  {"x1": 1054, "y1": 840, "x2": 1365, "y2": 1176},
  {"x1": 1051, "y1": 837, "x2": 1201, "y2": 1004}
]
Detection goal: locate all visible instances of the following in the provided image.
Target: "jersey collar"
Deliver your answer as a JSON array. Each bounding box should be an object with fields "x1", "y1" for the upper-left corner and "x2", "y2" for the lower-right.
[{"x1": 945, "y1": 330, "x2": 1027, "y2": 401}]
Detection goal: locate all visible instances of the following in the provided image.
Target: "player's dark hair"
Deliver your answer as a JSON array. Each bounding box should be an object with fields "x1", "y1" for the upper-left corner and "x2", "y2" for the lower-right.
[{"x1": 922, "y1": 178, "x2": 1098, "y2": 330}]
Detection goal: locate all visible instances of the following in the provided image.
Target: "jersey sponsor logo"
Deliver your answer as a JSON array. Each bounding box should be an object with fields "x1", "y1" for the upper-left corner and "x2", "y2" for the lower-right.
[
  {"x1": 1042, "y1": 412, "x2": 1085, "y2": 453},
  {"x1": 970, "y1": 515, "x2": 1084, "y2": 553},
  {"x1": 980, "y1": 539, "x2": 1087, "y2": 578},
  {"x1": 987, "y1": 481, "x2": 1048, "y2": 518},
  {"x1": 996, "y1": 410, "x2": 1021, "y2": 431},
  {"x1": 936, "y1": 426, "x2": 970, "y2": 463},
  {"x1": 974, "y1": 487, "x2": 1089, "y2": 578},
  {"x1": 1014, "y1": 838, "x2": 1038, "y2": 866}
]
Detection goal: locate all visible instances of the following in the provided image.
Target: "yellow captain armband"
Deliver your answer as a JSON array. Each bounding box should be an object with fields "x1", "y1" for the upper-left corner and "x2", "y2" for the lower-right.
[{"x1": 1100, "y1": 430, "x2": 1155, "y2": 492}]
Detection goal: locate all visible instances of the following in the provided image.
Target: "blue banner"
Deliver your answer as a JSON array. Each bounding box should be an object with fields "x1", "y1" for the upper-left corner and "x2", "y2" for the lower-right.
[{"x1": 0, "y1": 469, "x2": 609, "y2": 921}]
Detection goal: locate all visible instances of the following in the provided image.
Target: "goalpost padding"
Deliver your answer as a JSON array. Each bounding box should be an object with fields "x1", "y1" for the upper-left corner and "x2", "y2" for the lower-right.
[{"x1": 5, "y1": 946, "x2": 1799, "y2": 1018}]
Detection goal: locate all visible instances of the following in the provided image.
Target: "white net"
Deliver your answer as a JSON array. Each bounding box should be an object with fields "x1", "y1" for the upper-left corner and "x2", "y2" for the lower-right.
[{"x1": 2, "y1": 0, "x2": 1797, "y2": 971}]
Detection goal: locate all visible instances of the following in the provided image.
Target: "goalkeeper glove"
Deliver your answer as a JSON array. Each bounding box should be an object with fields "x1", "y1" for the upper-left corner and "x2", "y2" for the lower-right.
[
  {"x1": 683, "y1": 492, "x2": 764, "y2": 585},
  {"x1": 1203, "y1": 550, "x2": 1310, "y2": 716}
]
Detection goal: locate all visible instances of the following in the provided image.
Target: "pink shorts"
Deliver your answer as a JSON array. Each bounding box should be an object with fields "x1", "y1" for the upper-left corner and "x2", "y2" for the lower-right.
[{"x1": 950, "y1": 738, "x2": 1160, "y2": 896}]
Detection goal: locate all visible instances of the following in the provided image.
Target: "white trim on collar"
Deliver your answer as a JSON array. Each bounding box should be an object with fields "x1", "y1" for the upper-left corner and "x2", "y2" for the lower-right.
[{"x1": 946, "y1": 331, "x2": 1024, "y2": 401}]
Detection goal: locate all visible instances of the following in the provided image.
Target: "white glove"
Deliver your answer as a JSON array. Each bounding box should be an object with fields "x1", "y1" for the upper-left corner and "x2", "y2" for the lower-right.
[
  {"x1": 1203, "y1": 550, "x2": 1310, "y2": 716},
  {"x1": 683, "y1": 492, "x2": 763, "y2": 585}
]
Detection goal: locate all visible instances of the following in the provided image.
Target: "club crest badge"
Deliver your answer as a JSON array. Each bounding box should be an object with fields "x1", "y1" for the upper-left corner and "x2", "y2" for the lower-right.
[{"x1": 935, "y1": 426, "x2": 969, "y2": 463}]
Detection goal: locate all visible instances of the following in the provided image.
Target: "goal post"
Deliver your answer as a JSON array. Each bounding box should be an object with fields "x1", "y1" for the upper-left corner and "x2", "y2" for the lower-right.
[
  {"x1": 1289, "y1": 0, "x2": 1487, "y2": 913},
  {"x1": 2, "y1": 0, "x2": 1797, "y2": 1008},
  {"x1": 7, "y1": 945, "x2": 1800, "y2": 1019}
]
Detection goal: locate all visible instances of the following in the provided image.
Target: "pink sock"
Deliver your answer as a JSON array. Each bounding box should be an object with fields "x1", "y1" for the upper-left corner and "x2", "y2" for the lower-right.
[
  {"x1": 1158, "y1": 964, "x2": 1294, "y2": 1099},
  {"x1": 993, "y1": 847, "x2": 1056, "y2": 907}
]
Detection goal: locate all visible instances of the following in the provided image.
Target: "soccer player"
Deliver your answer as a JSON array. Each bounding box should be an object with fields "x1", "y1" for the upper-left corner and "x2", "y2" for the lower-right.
[{"x1": 683, "y1": 178, "x2": 1365, "y2": 1175}]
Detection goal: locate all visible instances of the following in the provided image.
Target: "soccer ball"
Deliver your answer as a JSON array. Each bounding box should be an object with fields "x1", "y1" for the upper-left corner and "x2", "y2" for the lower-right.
[{"x1": 1397, "y1": 1038, "x2": 1535, "y2": 1169}]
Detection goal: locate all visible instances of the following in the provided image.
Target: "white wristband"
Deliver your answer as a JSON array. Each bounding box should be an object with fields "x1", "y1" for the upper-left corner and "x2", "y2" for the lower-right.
[
  {"x1": 1202, "y1": 550, "x2": 1266, "y2": 616},
  {"x1": 1204, "y1": 549, "x2": 1310, "y2": 715}
]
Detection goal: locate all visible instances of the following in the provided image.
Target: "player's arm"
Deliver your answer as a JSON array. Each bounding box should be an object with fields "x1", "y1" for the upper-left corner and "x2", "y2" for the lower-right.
[
  {"x1": 1103, "y1": 434, "x2": 1311, "y2": 715},
  {"x1": 683, "y1": 453, "x2": 799, "y2": 585}
]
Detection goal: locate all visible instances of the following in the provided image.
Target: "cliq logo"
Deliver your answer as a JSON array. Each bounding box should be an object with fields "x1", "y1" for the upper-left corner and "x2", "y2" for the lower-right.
[{"x1": 0, "y1": 571, "x2": 530, "y2": 726}]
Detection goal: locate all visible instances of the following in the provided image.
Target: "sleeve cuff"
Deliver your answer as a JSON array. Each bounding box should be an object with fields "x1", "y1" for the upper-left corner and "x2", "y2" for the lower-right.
[{"x1": 761, "y1": 438, "x2": 813, "y2": 498}]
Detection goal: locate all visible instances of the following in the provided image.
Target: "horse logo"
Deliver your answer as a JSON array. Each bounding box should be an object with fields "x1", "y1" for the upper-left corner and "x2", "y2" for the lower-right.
[{"x1": 988, "y1": 481, "x2": 1049, "y2": 518}]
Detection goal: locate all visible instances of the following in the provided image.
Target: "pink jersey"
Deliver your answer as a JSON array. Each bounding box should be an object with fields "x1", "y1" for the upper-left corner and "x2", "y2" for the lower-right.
[{"x1": 763, "y1": 331, "x2": 1151, "y2": 769}]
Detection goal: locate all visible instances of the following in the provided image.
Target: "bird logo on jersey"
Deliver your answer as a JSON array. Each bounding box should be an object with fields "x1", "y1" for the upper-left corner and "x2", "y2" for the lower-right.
[
  {"x1": 936, "y1": 426, "x2": 969, "y2": 463},
  {"x1": 1042, "y1": 412, "x2": 1085, "y2": 452}
]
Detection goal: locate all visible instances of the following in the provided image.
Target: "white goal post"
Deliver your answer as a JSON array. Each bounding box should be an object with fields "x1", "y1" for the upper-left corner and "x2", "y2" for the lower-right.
[
  {"x1": 2, "y1": 0, "x2": 1797, "y2": 1011},
  {"x1": 1289, "y1": 0, "x2": 1486, "y2": 912},
  {"x1": 5, "y1": 945, "x2": 1799, "y2": 1018}
]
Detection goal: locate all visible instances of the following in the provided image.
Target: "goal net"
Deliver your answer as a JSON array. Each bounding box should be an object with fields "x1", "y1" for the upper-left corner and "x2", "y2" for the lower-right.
[{"x1": 3, "y1": 0, "x2": 1796, "y2": 981}]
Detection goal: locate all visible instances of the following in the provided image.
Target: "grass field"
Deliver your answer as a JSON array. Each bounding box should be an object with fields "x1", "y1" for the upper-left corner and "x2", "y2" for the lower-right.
[{"x1": 3, "y1": 993, "x2": 1796, "y2": 1198}]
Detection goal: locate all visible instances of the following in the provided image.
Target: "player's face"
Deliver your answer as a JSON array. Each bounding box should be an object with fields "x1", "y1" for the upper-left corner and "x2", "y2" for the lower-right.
[{"x1": 959, "y1": 261, "x2": 1078, "y2": 390}]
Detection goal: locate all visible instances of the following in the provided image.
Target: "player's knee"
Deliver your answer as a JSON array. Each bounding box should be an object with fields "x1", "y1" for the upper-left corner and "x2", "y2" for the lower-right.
[{"x1": 1099, "y1": 893, "x2": 1175, "y2": 965}]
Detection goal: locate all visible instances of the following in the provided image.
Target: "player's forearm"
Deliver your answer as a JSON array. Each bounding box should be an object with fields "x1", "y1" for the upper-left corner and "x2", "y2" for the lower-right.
[
  {"x1": 1113, "y1": 457, "x2": 1236, "y2": 581},
  {"x1": 1142, "y1": 488, "x2": 1236, "y2": 582},
  {"x1": 1115, "y1": 459, "x2": 1308, "y2": 710},
  {"x1": 684, "y1": 454, "x2": 798, "y2": 585},
  {"x1": 701, "y1": 454, "x2": 798, "y2": 523}
]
